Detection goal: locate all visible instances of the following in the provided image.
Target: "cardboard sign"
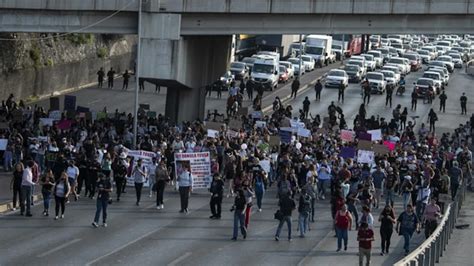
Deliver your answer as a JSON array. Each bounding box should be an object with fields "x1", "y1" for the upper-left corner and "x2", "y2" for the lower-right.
[
  {"x1": 205, "y1": 121, "x2": 223, "y2": 131},
  {"x1": 256, "y1": 121, "x2": 267, "y2": 128},
  {"x1": 297, "y1": 127, "x2": 311, "y2": 138},
  {"x1": 357, "y1": 150, "x2": 375, "y2": 164},
  {"x1": 228, "y1": 119, "x2": 241, "y2": 130},
  {"x1": 64, "y1": 95, "x2": 76, "y2": 111},
  {"x1": 340, "y1": 130, "x2": 354, "y2": 142},
  {"x1": 358, "y1": 140, "x2": 373, "y2": 151},
  {"x1": 373, "y1": 144, "x2": 390, "y2": 155},
  {"x1": 269, "y1": 136, "x2": 280, "y2": 147},
  {"x1": 368, "y1": 129, "x2": 382, "y2": 141},
  {"x1": 207, "y1": 129, "x2": 219, "y2": 138},
  {"x1": 226, "y1": 130, "x2": 239, "y2": 139}
]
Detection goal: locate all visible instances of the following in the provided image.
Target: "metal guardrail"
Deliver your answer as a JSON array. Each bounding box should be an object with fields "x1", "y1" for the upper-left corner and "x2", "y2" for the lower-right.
[{"x1": 394, "y1": 184, "x2": 467, "y2": 266}]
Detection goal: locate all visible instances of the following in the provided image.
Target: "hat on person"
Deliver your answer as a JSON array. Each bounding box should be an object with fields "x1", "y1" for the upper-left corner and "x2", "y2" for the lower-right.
[
  {"x1": 119, "y1": 152, "x2": 127, "y2": 159},
  {"x1": 404, "y1": 175, "x2": 412, "y2": 180}
]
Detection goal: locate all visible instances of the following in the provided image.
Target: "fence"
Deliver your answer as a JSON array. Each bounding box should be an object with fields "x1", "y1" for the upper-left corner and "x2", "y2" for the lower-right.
[{"x1": 394, "y1": 184, "x2": 467, "y2": 266}]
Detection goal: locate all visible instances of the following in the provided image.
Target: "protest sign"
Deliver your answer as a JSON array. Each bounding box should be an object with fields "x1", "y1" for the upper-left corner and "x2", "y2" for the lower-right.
[
  {"x1": 373, "y1": 144, "x2": 390, "y2": 155},
  {"x1": 383, "y1": 140, "x2": 396, "y2": 151},
  {"x1": 49, "y1": 110, "x2": 62, "y2": 121},
  {"x1": 228, "y1": 119, "x2": 241, "y2": 130},
  {"x1": 280, "y1": 118, "x2": 291, "y2": 127},
  {"x1": 358, "y1": 140, "x2": 373, "y2": 151},
  {"x1": 340, "y1": 147, "x2": 356, "y2": 159},
  {"x1": 0, "y1": 139, "x2": 7, "y2": 150},
  {"x1": 64, "y1": 95, "x2": 76, "y2": 111},
  {"x1": 259, "y1": 160, "x2": 271, "y2": 174},
  {"x1": 269, "y1": 136, "x2": 280, "y2": 147},
  {"x1": 255, "y1": 120, "x2": 267, "y2": 128},
  {"x1": 297, "y1": 127, "x2": 311, "y2": 138},
  {"x1": 357, "y1": 150, "x2": 375, "y2": 164},
  {"x1": 279, "y1": 129, "x2": 292, "y2": 144},
  {"x1": 226, "y1": 130, "x2": 239, "y2": 139},
  {"x1": 207, "y1": 129, "x2": 219, "y2": 138},
  {"x1": 368, "y1": 129, "x2": 382, "y2": 141},
  {"x1": 290, "y1": 120, "x2": 305, "y2": 129},
  {"x1": 358, "y1": 132, "x2": 372, "y2": 141},
  {"x1": 251, "y1": 111, "x2": 263, "y2": 119},
  {"x1": 340, "y1": 130, "x2": 354, "y2": 142},
  {"x1": 125, "y1": 150, "x2": 156, "y2": 187},
  {"x1": 40, "y1": 118, "x2": 54, "y2": 127},
  {"x1": 174, "y1": 152, "x2": 212, "y2": 189},
  {"x1": 205, "y1": 121, "x2": 223, "y2": 131},
  {"x1": 56, "y1": 120, "x2": 72, "y2": 130}
]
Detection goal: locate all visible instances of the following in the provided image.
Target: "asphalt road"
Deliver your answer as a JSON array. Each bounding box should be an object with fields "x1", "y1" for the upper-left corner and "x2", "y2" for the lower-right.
[{"x1": 1, "y1": 63, "x2": 472, "y2": 266}]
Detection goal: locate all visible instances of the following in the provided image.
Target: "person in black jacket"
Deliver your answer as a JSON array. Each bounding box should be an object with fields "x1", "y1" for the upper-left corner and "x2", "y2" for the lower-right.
[
  {"x1": 275, "y1": 192, "x2": 296, "y2": 241},
  {"x1": 209, "y1": 174, "x2": 224, "y2": 219},
  {"x1": 112, "y1": 154, "x2": 128, "y2": 202},
  {"x1": 231, "y1": 189, "x2": 247, "y2": 240},
  {"x1": 92, "y1": 173, "x2": 113, "y2": 228}
]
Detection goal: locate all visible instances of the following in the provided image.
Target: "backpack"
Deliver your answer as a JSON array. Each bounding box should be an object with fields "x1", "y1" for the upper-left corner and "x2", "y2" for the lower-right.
[{"x1": 302, "y1": 194, "x2": 312, "y2": 213}]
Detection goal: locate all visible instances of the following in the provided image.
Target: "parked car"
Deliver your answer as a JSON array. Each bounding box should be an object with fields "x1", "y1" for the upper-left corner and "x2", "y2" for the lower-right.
[
  {"x1": 447, "y1": 52, "x2": 463, "y2": 68},
  {"x1": 367, "y1": 50, "x2": 384, "y2": 68},
  {"x1": 361, "y1": 53, "x2": 377, "y2": 71},
  {"x1": 343, "y1": 65, "x2": 363, "y2": 83},
  {"x1": 279, "y1": 61, "x2": 295, "y2": 79},
  {"x1": 380, "y1": 70, "x2": 400, "y2": 88},
  {"x1": 434, "y1": 56, "x2": 454, "y2": 73},
  {"x1": 324, "y1": 69, "x2": 349, "y2": 88},
  {"x1": 387, "y1": 57, "x2": 410, "y2": 75},
  {"x1": 426, "y1": 66, "x2": 449, "y2": 86},
  {"x1": 365, "y1": 72, "x2": 387, "y2": 94},
  {"x1": 229, "y1": 62, "x2": 249, "y2": 81},
  {"x1": 219, "y1": 71, "x2": 235, "y2": 89},
  {"x1": 278, "y1": 65, "x2": 289, "y2": 83},
  {"x1": 346, "y1": 59, "x2": 367, "y2": 77},
  {"x1": 300, "y1": 55, "x2": 316, "y2": 71},
  {"x1": 288, "y1": 58, "x2": 305, "y2": 76},
  {"x1": 414, "y1": 78, "x2": 436, "y2": 97},
  {"x1": 402, "y1": 53, "x2": 422, "y2": 71},
  {"x1": 422, "y1": 71, "x2": 443, "y2": 93}
]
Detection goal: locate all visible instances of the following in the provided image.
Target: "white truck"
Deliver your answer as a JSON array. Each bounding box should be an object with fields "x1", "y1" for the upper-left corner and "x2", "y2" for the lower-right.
[
  {"x1": 305, "y1": 35, "x2": 333, "y2": 67},
  {"x1": 250, "y1": 56, "x2": 279, "y2": 90}
]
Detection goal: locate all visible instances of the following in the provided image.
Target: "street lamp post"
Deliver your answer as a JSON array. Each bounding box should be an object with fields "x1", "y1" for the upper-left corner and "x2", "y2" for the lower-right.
[
  {"x1": 299, "y1": 34, "x2": 303, "y2": 79},
  {"x1": 133, "y1": 0, "x2": 142, "y2": 149}
]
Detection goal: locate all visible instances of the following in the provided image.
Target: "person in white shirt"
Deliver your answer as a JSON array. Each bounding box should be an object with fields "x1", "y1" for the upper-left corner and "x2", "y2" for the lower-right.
[
  {"x1": 132, "y1": 159, "x2": 148, "y2": 206},
  {"x1": 20, "y1": 160, "x2": 35, "y2": 216},
  {"x1": 148, "y1": 157, "x2": 158, "y2": 198},
  {"x1": 177, "y1": 163, "x2": 193, "y2": 213},
  {"x1": 66, "y1": 160, "x2": 80, "y2": 202}
]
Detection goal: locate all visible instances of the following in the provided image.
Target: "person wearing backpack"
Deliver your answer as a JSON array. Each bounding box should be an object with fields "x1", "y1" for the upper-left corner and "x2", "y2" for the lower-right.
[
  {"x1": 275, "y1": 192, "x2": 296, "y2": 241},
  {"x1": 277, "y1": 175, "x2": 291, "y2": 199},
  {"x1": 298, "y1": 189, "x2": 312, "y2": 238},
  {"x1": 335, "y1": 204, "x2": 353, "y2": 251}
]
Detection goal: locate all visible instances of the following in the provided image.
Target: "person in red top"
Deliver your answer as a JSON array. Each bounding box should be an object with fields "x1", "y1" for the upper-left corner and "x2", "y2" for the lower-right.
[
  {"x1": 358, "y1": 222, "x2": 375, "y2": 266},
  {"x1": 335, "y1": 204, "x2": 352, "y2": 251}
]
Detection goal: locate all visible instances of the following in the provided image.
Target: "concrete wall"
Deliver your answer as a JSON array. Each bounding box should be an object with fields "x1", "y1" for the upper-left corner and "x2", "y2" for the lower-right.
[{"x1": 0, "y1": 53, "x2": 134, "y2": 102}]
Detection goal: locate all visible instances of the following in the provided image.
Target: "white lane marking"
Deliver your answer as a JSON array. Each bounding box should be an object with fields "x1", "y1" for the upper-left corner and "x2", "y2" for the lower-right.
[
  {"x1": 85, "y1": 229, "x2": 161, "y2": 266},
  {"x1": 167, "y1": 252, "x2": 192, "y2": 266},
  {"x1": 37, "y1": 238, "x2": 81, "y2": 258}
]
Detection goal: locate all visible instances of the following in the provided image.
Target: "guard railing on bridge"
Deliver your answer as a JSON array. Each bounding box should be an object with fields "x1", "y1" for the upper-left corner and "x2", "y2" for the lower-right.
[{"x1": 394, "y1": 184, "x2": 467, "y2": 266}]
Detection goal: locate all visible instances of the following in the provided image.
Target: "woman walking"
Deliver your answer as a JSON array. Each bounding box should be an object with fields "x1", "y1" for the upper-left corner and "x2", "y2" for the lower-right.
[
  {"x1": 155, "y1": 161, "x2": 170, "y2": 209},
  {"x1": 132, "y1": 159, "x2": 147, "y2": 206},
  {"x1": 40, "y1": 170, "x2": 55, "y2": 216},
  {"x1": 335, "y1": 204, "x2": 353, "y2": 251},
  {"x1": 92, "y1": 173, "x2": 113, "y2": 228},
  {"x1": 231, "y1": 189, "x2": 247, "y2": 241},
  {"x1": 253, "y1": 172, "x2": 266, "y2": 212},
  {"x1": 378, "y1": 205, "x2": 396, "y2": 256},
  {"x1": 10, "y1": 162, "x2": 23, "y2": 211},
  {"x1": 53, "y1": 172, "x2": 70, "y2": 220}
]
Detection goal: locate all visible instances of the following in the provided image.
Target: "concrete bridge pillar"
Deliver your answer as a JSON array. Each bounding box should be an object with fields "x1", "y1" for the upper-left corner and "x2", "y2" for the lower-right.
[{"x1": 139, "y1": 13, "x2": 231, "y2": 122}]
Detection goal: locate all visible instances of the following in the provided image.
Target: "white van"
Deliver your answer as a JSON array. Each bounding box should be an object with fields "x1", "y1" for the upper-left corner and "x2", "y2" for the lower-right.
[{"x1": 251, "y1": 57, "x2": 279, "y2": 90}]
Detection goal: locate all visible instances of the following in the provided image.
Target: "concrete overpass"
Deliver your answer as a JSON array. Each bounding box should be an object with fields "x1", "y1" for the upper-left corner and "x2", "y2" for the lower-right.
[{"x1": 2, "y1": 0, "x2": 474, "y2": 121}]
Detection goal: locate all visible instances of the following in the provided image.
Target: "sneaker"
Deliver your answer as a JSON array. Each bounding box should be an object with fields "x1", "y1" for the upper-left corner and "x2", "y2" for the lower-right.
[
  {"x1": 157, "y1": 206, "x2": 162, "y2": 210},
  {"x1": 380, "y1": 252, "x2": 384, "y2": 256},
  {"x1": 11, "y1": 207, "x2": 16, "y2": 211},
  {"x1": 66, "y1": 199, "x2": 70, "y2": 204},
  {"x1": 102, "y1": 223, "x2": 107, "y2": 227},
  {"x1": 288, "y1": 238, "x2": 292, "y2": 242},
  {"x1": 258, "y1": 209, "x2": 262, "y2": 212},
  {"x1": 209, "y1": 215, "x2": 216, "y2": 219},
  {"x1": 136, "y1": 202, "x2": 140, "y2": 206},
  {"x1": 92, "y1": 222, "x2": 99, "y2": 228},
  {"x1": 160, "y1": 204, "x2": 164, "y2": 209},
  {"x1": 344, "y1": 246, "x2": 347, "y2": 251},
  {"x1": 26, "y1": 213, "x2": 33, "y2": 217},
  {"x1": 275, "y1": 236, "x2": 279, "y2": 241},
  {"x1": 179, "y1": 209, "x2": 184, "y2": 213},
  {"x1": 54, "y1": 216, "x2": 59, "y2": 220},
  {"x1": 184, "y1": 208, "x2": 189, "y2": 213},
  {"x1": 60, "y1": 214, "x2": 64, "y2": 219},
  {"x1": 243, "y1": 233, "x2": 247, "y2": 239},
  {"x1": 336, "y1": 248, "x2": 341, "y2": 252},
  {"x1": 231, "y1": 237, "x2": 237, "y2": 241},
  {"x1": 43, "y1": 211, "x2": 47, "y2": 216}
]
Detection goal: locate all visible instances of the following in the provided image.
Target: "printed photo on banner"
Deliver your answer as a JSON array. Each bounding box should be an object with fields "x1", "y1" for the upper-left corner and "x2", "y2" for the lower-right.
[
  {"x1": 174, "y1": 152, "x2": 212, "y2": 189},
  {"x1": 125, "y1": 150, "x2": 156, "y2": 187}
]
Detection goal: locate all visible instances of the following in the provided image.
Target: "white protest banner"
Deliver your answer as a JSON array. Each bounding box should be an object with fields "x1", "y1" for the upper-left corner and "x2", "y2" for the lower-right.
[
  {"x1": 297, "y1": 127, "x2": 311, "y2": 138},
  {"x1": 174, "y1": 152, "x2": 212, "y2": 189},
  {"x1": 367, "y1": 129, "x2": 382, "y2": 141},
  {"x1": 357, "y1": 150, "x2": 375, "y2": 164},
  {"x1": 40, "y1": 118, "x2": 54, "y2": 127},
  {"x1": 256, "y1": 121, "x2": 267, "y2": 128},
  {"x1": 290, "y1": 120, "x2": 305, "y2": 129},
  {"x1": 49, "y1": 110, "x2": 62, "y2": 121},
  {"x1": 207, "y1": 129, "x2": 219, "y2": 138},
  {"x1": 340, "y1": 130, "x2": 354, "y2": 142},
  {"x1": 226, "y1": 130, "x2": 239, "y2": 139},
  {"x1": 0, "y1": 139, "x2": 7, "y2": 150},
  {"x1": 259, "y1": 160, "x2": 271, "y2": 174},
  {"x1": 125, "y1": 150, "x2": 156, "y2": 187}
]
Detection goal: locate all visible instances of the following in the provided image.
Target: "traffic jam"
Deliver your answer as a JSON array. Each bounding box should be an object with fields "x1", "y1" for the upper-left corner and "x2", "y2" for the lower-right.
[{"x1": 216, "y1": 34, "x2": 474, "y2": 106}]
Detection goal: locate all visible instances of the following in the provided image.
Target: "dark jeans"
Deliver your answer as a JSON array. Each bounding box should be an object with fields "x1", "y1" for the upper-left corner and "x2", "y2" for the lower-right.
[
  {"x1": 411, "y1": 100, "x2": 417, "y2": 111},
  {"x1": 179, "y1": 186, "x2": 191, "y2": 210},
  {"x1": 402, "y1": 229, "x2": 414, "y2": 252},
  {"x1": 135, "y1": 182, "x2": 144, "y2": 203},
  {"x1": 461, "y1": 103, "x2": 467, "y2": 114},
  {"x1": 94, "y1": 198, "x2": 109, "y2": 223},
  {"x1": 55, "y1": 196, "x2": 66, "y2": 216},
  {"x1": 336, "y1": 227, "x2": 348, "y2": 250},
  {"x1": 440, "y1": 102, "x2": 446, "y2": 112},
  {"x1": 156, "y1": 180, "x2": 166, "y2": 205},
  {"x1": 385, "y1": 95, "x2": 392, "y2": 107},
  {"x1": 424, "y1": 220, "x2": 438, "y2": 239},
  {"x1": 451, "y1": 183, "x2": 459, "y2": 200},
  {"x1": 338, "y1": 92, "x2": 344, "y2": 103},
  {"x1": 380, "y1": 227, "x2": 393, "y2": 253},
  {"x1": 348, "y1": 203, "x2": 359, "y2": 229},
  {"x1": 364, "y1": 94, "x2": 370, "y2": 104},
  {"x1": 310, "y1": 198, "x2": 316, "y2": 222},
  {"x1": 115, "y1": 177, "x2": 125, "y2": 200},
  {"x1": 108, "y1": 79, "x2": 114, "y2": 88},
  {"x1": 316, "y1": 90, "x2": 321, "y2": 100},
  {"x1": 12, "y1": 186, "x2": 21, "y2": 209},
  {"x1": 42, "y1": 190, "x2": 52, "y2": 211},
  {"x1": 233, "y1": 211, "x2": 247, "y2": 238},
  {"x1": 276, "y1": 215, "x2": 292, "y2": 239},
  {"x1": 255, "y1": 190, "x2": 264, "y2": 209},
  {"x1": 210, "y1": 195, "x2": 222, "y2": 217},
  {"x1": 20, "y1": 185, "x2": 32, "y2": 214}
]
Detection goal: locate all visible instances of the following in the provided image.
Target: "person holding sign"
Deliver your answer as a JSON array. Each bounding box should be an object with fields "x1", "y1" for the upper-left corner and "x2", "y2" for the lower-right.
[
  {"x1": 132, "y1": 159, "x2": 148, "y2": 206},
  {"x1": 177, "y1": 163, "x2": 193, "y2": 213}
]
